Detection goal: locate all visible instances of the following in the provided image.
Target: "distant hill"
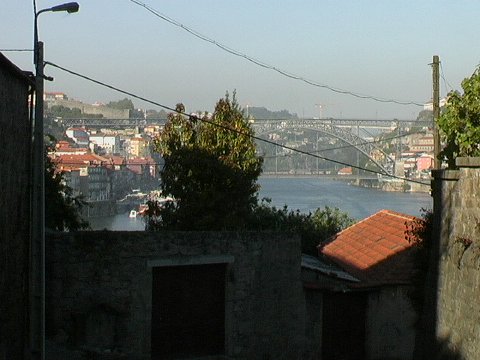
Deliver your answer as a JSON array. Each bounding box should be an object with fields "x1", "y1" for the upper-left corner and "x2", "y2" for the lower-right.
[{"x1": 247, "y1": 107, "x2": 298, "y2": 120}]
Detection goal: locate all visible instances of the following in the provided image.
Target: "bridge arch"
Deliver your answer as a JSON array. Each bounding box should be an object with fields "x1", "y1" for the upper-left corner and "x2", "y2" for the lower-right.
[{"x1": 252, "y1": 120, "x2": 394, "y2": 174}]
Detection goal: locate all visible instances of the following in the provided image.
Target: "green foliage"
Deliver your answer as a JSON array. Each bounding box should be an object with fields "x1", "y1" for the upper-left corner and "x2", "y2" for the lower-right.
[
  {"x1": 146, "y1": 93, "x2": 354, "y2": 253},
  {"x1": 146, "y1": 109, "x2": 168, "y2": 120},
  {"x1": 45, "y1": 141, "x2": 89, "y2": 231},
  {"x1": 438, "y1": 67, "x2": 480, "y2": 168},
  {"x1": 106, "y1": 98, "x2": 135, "y2": 111},
  {"x1": 404, "y1": 208, "x2": 433, "y2": 314},
  {"x1": 247, "y1": 106, "x2": 298, "y2": 120},
  {"x1": 150, "y1": 93, "x2": 263, "y2": 230},
  {"x1": 405, "y1": 208, "x2": 433, "y2": 250},
  {"x1": 248, "y1": 200, "x2": 355, "y2": 255},
  {"x1": 416, "y1": 109, "x2": 433, "y2": 122}
]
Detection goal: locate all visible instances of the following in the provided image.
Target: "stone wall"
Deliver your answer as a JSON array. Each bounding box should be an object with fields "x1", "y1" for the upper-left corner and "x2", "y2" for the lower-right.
[
  {"x1": 49, "y1": 99, "x2": 130, "y2": 119},
  {"x1": 46, "y1": 231, "x2": 304, "y2": 359},
  {"x1": 425, "y1": 158, "x2": 480, "y2": 359},
  {"x1": 0, "y1": 53, "x2": 33, "y2": 359}
]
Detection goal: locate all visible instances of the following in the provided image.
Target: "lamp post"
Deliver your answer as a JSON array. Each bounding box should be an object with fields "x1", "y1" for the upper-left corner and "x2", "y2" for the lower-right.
[{"x1": 31, "y1": 3, "x2": 79, "y2": 359}]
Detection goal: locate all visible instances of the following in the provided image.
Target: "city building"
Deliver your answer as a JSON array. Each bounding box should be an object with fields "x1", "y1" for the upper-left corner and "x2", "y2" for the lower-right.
[
  {"x1": 128, "y1": 135, "x2": 149, "y2": 157},
  {"x1": 44, "y1": 91, "x2": 68, "y2": 101},
  {"x1": 423, "y1": 97, "x2": 447, "y2": 111},
  {"x1": 410, "y1": 133, "x2": 434, "y2": 153},
  {"x1": 54, "y1": 152, "x2": 114, "y2": 217},
  {"x1": 89, "y1": 132, "x2": 121, "y2": 154},
  {"x1": 65, "y1": 127, "x2": 89, "y2": 146},
  {"x1": 417, "y1": 154, "x2": 434, "y2": 172}
]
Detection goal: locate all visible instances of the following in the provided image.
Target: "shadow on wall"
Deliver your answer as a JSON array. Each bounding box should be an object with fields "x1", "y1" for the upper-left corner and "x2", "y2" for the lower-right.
[{"x1": 434, "y1": 336, "x2": 465, "y2": 360}]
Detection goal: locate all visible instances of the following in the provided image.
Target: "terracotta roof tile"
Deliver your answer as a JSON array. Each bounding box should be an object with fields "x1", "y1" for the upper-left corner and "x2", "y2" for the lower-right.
[{"x1": 318, "y1": 209, "x2": 420, "y2": 287}]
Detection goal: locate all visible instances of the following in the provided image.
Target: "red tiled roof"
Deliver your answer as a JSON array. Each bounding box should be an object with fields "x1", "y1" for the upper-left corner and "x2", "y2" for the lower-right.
[
  {"x1": 127, "y1": 157, "x2": 155, "y2": 165},
  {"x1": 103, "y1": 155, "x2": 126, "y2": 166},
  {"x1": 319, "y1": 209, "x2": 419, "y2": 287},
  {"x1": 55, "y1": 153, "x2": 109, "y2": 166}
]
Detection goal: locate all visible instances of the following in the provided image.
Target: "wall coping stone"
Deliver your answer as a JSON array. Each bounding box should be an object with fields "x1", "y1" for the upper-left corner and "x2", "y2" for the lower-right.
[
  {"x1": 456, "y1": 157, "x2": 480, "y2": 168},
  {"x1": 147, "y1": 255, "x2": 235, "y2": 267}
]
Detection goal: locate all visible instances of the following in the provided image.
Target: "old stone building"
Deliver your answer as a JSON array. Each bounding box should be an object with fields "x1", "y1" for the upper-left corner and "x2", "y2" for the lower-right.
[
  {"x1": 302, "y1": 210, "x2": 421, "y2": 360},
  {"x1": 46, "y1": 231, "x2": 305, "y2": 359}
]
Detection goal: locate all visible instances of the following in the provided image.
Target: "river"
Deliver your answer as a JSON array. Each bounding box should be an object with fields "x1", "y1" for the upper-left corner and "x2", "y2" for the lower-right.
[{"x1": 89, "y1": 176, "x2": 433, "y2": 231}]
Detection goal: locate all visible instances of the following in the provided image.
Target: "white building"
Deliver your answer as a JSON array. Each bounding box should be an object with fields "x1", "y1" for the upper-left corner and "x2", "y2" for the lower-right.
[
  {"x1": 89, "y1": 133, "x2": 121, "y2": 154},
  {"x1": 424, "y1": 98, "x2": 447, "y2": 111}
]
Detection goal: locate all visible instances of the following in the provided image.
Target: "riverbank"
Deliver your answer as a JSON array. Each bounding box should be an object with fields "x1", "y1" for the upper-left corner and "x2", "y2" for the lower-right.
[{"x1": 262, "y1": 173, "x2": 431, "y2": 193}]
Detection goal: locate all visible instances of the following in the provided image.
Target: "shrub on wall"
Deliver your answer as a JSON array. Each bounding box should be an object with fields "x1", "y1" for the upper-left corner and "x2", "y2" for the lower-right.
[{"x1": 438, "y1": 66, "x2": 480, "y2": 168}]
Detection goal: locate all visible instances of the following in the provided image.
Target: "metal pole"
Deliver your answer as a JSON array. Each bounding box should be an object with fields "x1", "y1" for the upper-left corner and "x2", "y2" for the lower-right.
[
  {"x1": 31, "y1": 40, "x2": 45, "y2": 360},
  {"x1": 432, "y1": 55, "x2": 441, "y2": 169},
  {"x1": 316, "y1": 132, "x2": 319, "y2": 174},
  {"x1": 30, "y1": 5, "x2": 79, "y2": 359}
]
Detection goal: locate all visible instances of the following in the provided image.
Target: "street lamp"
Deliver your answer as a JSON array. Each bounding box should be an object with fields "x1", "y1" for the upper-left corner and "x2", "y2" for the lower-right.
[
  {"x1": 31, "y1": 3, "x2": 79, "y2": 360},
  {"x1": 34, "y1": 2, "x2": 80, "y2": 64}
]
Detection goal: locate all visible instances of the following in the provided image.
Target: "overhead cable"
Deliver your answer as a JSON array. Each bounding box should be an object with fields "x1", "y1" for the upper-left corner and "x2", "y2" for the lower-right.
[
  {"x1": 128, "y1": 0, "x2": 424, "y2": 107},
  {"x1": 0, "y1": 49, "x2": 33, "y2": 52},
  {"x1": 44, "y1": 60, "x2": 429, "y2": 185}
]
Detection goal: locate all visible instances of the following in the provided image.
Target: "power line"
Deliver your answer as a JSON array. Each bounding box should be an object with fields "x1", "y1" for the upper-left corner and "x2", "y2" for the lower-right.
[
  {"x1": 263, "y1": 130, "x2": 426, "y2": 153},
  {"x1": 44, "y1": 60, "x2": 429, "y2": 185},
  {"x1": 127, "y1": 0, "x2": 424, "y2": 107},
  {"x1": 0, "y1": 49, "x2": 33, "y2": 52},
  {"x1": 439, "y1": 61, "x2": 454, "y2": 96},
  {"x1": 261, "y1": 130, "x2": 427, "y2": 159}
]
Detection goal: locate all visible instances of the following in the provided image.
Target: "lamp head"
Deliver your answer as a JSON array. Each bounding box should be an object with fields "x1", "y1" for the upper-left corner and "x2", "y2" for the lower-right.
[{"x1": 50, "y1": 2, "x2": 79, "y2": 13}]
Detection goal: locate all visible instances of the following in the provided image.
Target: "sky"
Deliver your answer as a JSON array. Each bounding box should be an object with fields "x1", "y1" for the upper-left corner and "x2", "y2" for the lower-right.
[{"x1": 2, "y1": 0, "x2": 480, "y2": 119}]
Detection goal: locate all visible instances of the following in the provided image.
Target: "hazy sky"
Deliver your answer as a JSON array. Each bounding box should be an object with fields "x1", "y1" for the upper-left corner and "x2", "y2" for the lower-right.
[{"x1": 2, "y1": 1, "x2": 480, "y2": 119}]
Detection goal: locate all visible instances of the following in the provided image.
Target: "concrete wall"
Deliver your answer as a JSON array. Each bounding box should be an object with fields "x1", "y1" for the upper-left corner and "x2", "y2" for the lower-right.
[
  {"x1": 0, "y1": 54, "x2": 32, "y2": 359},
  {"x1": 425, "y1": 158, "x2": 480, "y2": 359},
  {"x1": 46, "y1": 231, "x2": 305, "y2": 359}
]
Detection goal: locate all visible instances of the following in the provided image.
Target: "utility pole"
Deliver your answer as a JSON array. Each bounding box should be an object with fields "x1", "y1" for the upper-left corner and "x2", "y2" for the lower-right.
[
  {"x1": 31, "y1": 39, "x2": 45, "y2": 360},
  {"x1": 432, "y1": 55, "x2": 441, "y2": 169},
  {"x1": 31, "y1": 4, "x2": 80, "y2": 359}
]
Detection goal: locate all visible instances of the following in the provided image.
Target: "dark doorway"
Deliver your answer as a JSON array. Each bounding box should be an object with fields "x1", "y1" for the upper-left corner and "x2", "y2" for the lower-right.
[
  {"x1": 151, "y1": 263, "x2": 226, "y2": 359},
  {"x1": 322, "y1": 291, "x2": 367, "y2": 360}
]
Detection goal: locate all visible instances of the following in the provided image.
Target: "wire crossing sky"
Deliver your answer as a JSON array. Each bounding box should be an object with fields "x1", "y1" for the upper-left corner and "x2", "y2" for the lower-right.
[
  {"x1": 2, "y1": 0, "x2": 480, "y2": 119},
  {"x1": 128, "y1": 0, "x2": 424, "y2": 107},
  {"x1": 45, "y1": 60, "x2": 429, "y2": 185}
]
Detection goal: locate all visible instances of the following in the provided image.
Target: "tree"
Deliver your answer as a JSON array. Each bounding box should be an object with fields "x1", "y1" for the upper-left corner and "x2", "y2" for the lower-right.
[
  {"x1": 106, "y1": 98, "x2": 135, "y2": 111},
  {"x1": 437, "y1": 66, "x2": 480, "y2": 168},
  {"x1": 149, "y1": 93, "x2": 263, "y2": 230},
  {"x1": 146, "y1": 93, "x2": 354, "y2": 254},
  {"x1": 45, "y1": 141, "x2": 89, "y2": 231},
  {"x1": 416, "y1": 109, "x2": 433, "y2": 122},
  {"x1": 146, "y1": 109, "x2": 168, "y2": 121},
  {"x1": 248, "y1": 200, "x2": 355, "y2": 255}
]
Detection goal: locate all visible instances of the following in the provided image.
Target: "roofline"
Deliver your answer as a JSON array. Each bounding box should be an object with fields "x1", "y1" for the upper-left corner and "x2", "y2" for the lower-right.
[
  {"x1": 0, "y1": 52, "x2": 35, "y2": 86},
  {"x1": 317, "y1": 209, "x2": 419, "y2": 250},
  {"x1": 303, "y1": 280, "x2": 415, "y2": 292}
]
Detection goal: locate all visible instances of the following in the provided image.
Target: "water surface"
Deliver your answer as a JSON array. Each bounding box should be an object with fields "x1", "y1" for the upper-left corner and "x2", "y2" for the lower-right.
[{"x1": 89, "y1": 176, "x2": 433, "y2": 230}]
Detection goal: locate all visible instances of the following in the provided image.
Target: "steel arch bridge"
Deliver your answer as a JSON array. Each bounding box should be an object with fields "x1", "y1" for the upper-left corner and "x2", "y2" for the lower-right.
[
  {"x1": 251, "y1": 119, "x2": 404, "y2": 174},
  {"x1": 60, "y1": 117, "x2": 432, "y2": 174}
]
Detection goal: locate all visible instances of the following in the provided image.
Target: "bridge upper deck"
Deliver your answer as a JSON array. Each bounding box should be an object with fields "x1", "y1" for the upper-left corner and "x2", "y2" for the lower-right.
[{"x1": 60, "y1": 117, "x2": 432, "y2": 130}]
